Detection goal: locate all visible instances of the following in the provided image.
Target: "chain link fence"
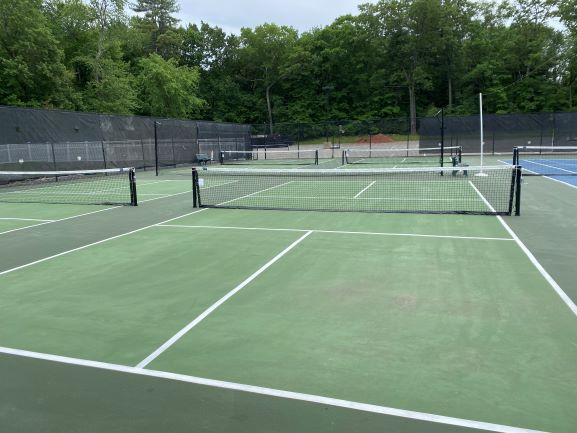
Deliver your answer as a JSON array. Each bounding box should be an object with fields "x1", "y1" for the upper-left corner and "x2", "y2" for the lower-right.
[{"x1": 0, "y1": 106, "x2": 251, "y2": 172}]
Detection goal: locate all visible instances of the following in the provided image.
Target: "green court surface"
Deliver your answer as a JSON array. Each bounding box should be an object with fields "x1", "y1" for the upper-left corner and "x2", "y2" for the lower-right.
[{"x1": 1, "y1": 168, "x2": 576, "y2": 433}]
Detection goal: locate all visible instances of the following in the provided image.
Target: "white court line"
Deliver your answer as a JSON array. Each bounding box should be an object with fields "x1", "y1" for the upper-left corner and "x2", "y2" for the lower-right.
[
  {"x1": 498, "y1": 159, "x2": 577, "y2": 190},
  {"x1": 354, "y1": 181, "x2": 376, "y2": 199},
  {"x1": 157, "y1": 224, "x2": 514, "y2": 242},
  {"x1": 0, "y1": 209, "x2": 207, "y2": 277},
  {"x1": 469, "y1": 181, "x2": 577, "y2": 317},
  {"x1": 216, "y1": 181, "x2": 294, "y2": 206},
  {"x1": 0, "y1": 347, "x2": 547, "y2": 433},
  {"x1": 521, "y1": 160, "x2": 577, "y2": 174},
  {"x1": 237, "y1": 194, "x2": 474, "y2": 202},
  {"x1": 136, "y1": 231, "x2": 313, "y2": 368},
  {"x1": 0, "y1": 217, "x2": 54, "y2": 222},
  {"x1": 0, "y1": 206, "x2": 122, "y2": 236},
  {"x1": 536, "y1": 175, "x2": 577, "y2": 190},
  {"x1": 0, "y1": 187, "x2": 194, "y2": 237}
]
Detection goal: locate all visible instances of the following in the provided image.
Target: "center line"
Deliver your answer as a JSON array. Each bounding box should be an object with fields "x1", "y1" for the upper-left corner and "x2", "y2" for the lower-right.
[
  {"x1": 136, "y1": 231, "x2": 313, "y2": 368},
  {"x1": 354, "y1": 181, "x2": 376, "y2": 199}
]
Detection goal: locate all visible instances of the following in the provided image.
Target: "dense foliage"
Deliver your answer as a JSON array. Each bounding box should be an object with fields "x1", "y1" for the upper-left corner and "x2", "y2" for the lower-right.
[{"x1": 1, "y1": 0, "x2": 576, "y2": 130}]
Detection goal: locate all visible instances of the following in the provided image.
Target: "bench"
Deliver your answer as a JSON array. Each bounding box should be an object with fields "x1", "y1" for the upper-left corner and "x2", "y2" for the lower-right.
[
  {"x1": 451, "y1": 156, "x2": 469, "y2": 177},
  {"x1": 196, "y1": 153, "x2": 212, "y2": 166}
]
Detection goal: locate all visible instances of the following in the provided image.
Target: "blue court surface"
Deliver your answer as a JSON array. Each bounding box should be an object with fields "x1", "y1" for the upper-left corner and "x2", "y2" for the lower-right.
[{"x1": 508, "y1": 158, "x2": 577, "y2": 188}]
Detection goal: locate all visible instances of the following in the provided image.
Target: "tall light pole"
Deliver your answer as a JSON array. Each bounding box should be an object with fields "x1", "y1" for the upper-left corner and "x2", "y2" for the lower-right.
[{"x1": 322, "y1": 85, "x2": 334, "y2": 145}]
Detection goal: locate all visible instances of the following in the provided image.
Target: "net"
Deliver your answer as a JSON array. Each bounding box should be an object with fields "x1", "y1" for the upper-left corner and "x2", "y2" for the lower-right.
[
  {"x1": 220, "y1": 149, "x2": 319, "y2": 165},
  {"x1": 513, "y1": 146, "x2": 577, "y2": 176},
  {"x1": 343, "y1": 146, "x2": 462, "y2": 166},
  {"x1": 0, "y1": 168, "x2": 137, "y2": 206},
  {"x1": 192, "y1": 166, "x2": 520, "y2": 216}
]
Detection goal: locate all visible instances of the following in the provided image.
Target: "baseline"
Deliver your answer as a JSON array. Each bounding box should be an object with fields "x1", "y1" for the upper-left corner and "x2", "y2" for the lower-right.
[{"x1": 0, "y1": 346, "x2": 547, "y2": 433}]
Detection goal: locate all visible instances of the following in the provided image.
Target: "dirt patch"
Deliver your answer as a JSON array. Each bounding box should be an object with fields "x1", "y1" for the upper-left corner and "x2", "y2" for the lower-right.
[{"x1": 356, "y1": 133, "x2": 395, "y2": 144}]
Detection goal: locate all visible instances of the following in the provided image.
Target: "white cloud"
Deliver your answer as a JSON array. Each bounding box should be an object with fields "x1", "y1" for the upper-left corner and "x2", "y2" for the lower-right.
[{"x1": 176, "y1": 0, "x2": 367, "y2": 34}]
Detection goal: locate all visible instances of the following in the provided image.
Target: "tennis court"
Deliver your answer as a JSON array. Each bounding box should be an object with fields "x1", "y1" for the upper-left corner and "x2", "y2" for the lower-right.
[
  {"x1": 1, "y1": 167, "x2": 576, "y2": 433},
  {"x1": 509, "y1": 147, "x2": 577, "y2": 189}
]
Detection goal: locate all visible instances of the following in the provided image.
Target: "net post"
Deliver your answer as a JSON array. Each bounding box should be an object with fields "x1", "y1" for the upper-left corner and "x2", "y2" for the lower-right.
[
  {"x1": 314, "y1": 149, "x2": 319, "y2": 165},
  {"x1": 129, "y1": 168, "x2": 138, "y2": 206},
  {"x1": 192, "y1": 168, "x2": 200, "y2": 208},
  {"x1": 512, "y1": 147, "x2": 519, "y2": 166},
  {"x1": 219, "y1": 150, "x2": 224, "y2": 165},
  {"x1": 457, "y1": 146, "x2": 462, "y2": 163},
  {"x1": 342, "y1": 150, "x2": 347, "y2": 165},
  {"x1": 515, "y1": 166, "x2": 522, "y2": 216}
]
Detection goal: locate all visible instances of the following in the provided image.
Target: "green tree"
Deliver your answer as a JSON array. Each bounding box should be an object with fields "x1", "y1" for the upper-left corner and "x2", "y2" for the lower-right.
[
  {"x1": 0, "y1": 0, "x2": 75, "y2": 107},
  {"x1": 137, "y1": 53, "x2": 204, "y2": 118},
  {"x1": 84, "y1": 58, "x2": 137, "y2": 114},
  {"x1": 238, "y1": 24, "x2": 299, "y2": 133},
  {"x1": 131, "y1": 0, "x2": 180, "y2": 55}
]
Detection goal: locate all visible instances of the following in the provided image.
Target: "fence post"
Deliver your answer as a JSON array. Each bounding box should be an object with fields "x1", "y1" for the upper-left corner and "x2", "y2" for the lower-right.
[
  {"x1": 171, "y1": 136, "x2": 176, "y2": 167},
  {"x1": 101, "y1": 141, "x2": 107, "y2": 169},
  {"x1": 140, "y1": 139, "x2": 146, "y2": 171},
  {"x1": 154, "y1": 121, "x2": 159, "y2": 176},
  {"x1": 50, "y1": 142, "x2": 57, "y2": 171}
]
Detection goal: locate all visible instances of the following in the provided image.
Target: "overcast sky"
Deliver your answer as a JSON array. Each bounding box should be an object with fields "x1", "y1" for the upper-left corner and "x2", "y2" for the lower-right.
[{"x1": 176, "y1": 0, "x2": 368, "y2": 35}]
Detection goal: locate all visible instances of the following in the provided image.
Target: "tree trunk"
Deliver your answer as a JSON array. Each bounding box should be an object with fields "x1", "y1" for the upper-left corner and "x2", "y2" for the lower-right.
[{"x1": 266, "y1": 84, "x2": 274, "y2": 135}]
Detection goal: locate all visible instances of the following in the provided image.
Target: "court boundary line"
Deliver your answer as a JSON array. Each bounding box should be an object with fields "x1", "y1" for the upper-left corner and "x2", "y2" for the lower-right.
[
  {"x1": 537, "y1": 175, "x2": 577, "y2": 190},
  {"x1": 136, "y1": 231, "x2": 313, "y2": 368},
  {"x1": 0, "y1": 217, "x2": 54, "y2": 222},
  {"x1": 157, "y1": 224, "x2": 514, "y2": 242},
  {"x1": 0, "y1": 187, "x2": 193, "y2": 237},
  {"x1": 499, "y1": 159, "x2": 577, "y2": 190},
  {"x1": 469, "y1": 182, "x2": 577, "y2": 316},
  {"x1": 0, "y1": 209, "x2": 207, "y2": 277},
  {"x1": 0, "y1": 346, "x2": 547, "y2": 433},
  {"x1": 521, "y1": 159, "x2": 577, "y2": 175}
]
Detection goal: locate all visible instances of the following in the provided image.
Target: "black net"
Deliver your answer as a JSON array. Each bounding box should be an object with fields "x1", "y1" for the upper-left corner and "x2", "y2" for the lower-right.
[
  {"x1": 0, "y1": 168, "x2": 137, "y2": 206},
  {"x1": 193, "y1": 165, "x2": 519, "y2": 215},
  {"x1": 343, "y1": 146, "x2": 461, "y2": 166},
  {"x1": 220, "y1": 149, "x2": 318, "y2": 166}
]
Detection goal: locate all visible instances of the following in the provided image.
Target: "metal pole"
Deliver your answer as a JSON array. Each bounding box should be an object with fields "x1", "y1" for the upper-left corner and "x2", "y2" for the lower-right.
[
  {"x1": 154, "y1": 121, "x2": 159, "y2": 176},
  {"x1": 476, "y1": 93, "x2": 488, "y2": 177},
  {"x1": 480, "y1": 93, "x2": 484, "y2": 168}
]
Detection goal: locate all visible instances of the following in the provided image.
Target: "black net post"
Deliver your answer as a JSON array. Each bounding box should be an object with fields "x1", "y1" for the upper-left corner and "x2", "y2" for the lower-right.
[
  {"x1": 512, "y1": 147, "x2": 519, "y2": 166},
  {"x1": 129, "y1": 168, "x2": 138, "y2": 206},
  {"x1": 192, "y1": 168, "x2": 200, "y2": 207},
  {"x1": 515, "y1": 166, "x2": 522, "y2": 216}
]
